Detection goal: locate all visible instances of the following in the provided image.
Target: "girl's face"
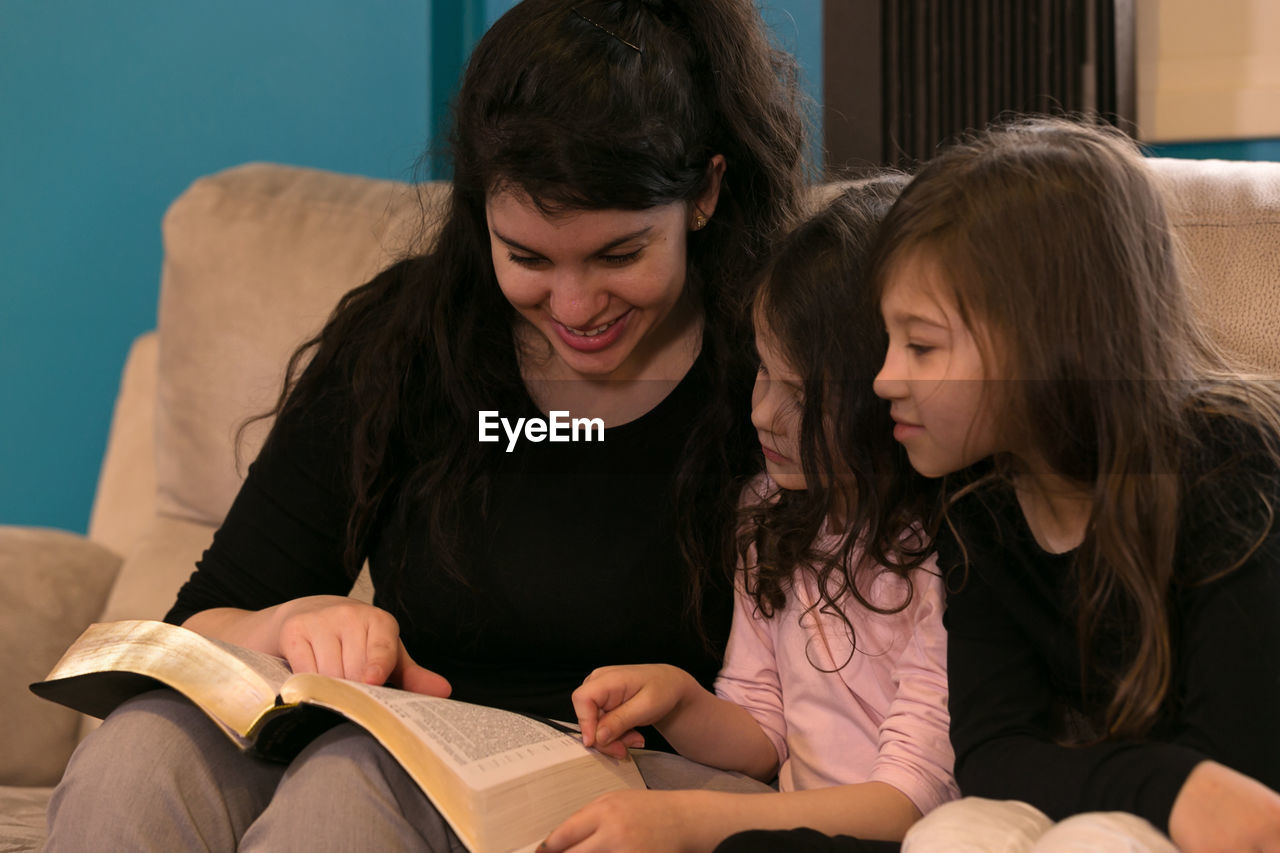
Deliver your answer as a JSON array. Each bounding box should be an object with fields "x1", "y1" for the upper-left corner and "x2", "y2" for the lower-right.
[
  {"x1": 873, "y1": 252, "x2": 1002, "y2": 478},
  {"x1": 751, "y1": 311, "x2": 807, "y2": 490}
]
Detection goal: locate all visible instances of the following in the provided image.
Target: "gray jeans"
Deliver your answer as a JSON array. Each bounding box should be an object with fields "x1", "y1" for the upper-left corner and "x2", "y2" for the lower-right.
[{"x1": 45, "y1": 689, "x2": 770, "y2": 852}]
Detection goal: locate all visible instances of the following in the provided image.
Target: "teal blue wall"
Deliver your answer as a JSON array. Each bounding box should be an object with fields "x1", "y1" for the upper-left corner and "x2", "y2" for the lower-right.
[
  {"x1": 3, "y1": 0, "x2": 820, "y2": 535},
  {"x1": 1146, "y1": 139, "x2": 1280, "y2": 161},
  {"x1": 1, "y1": 1, "x2": 430, "y2": 533},
  {"x1": 759, "y1": 0, "x2": 824, "y2": 166}
]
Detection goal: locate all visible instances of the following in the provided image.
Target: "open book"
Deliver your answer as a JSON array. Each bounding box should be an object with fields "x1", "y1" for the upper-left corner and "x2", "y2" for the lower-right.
[{"x1": 31, "y1": 619, "x2": 644, "y2": 853}]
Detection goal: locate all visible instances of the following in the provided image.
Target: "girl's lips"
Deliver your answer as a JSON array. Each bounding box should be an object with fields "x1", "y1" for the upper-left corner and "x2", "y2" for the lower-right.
[
  {"x1": 761, "y1": 443, "x2": 791, "y2": 464},
  {"x1": 553, "y1": 310, "x2": 631, "y2": 353},
  {"x1": 892, "y1": 421, "x2": 924, "y2": 442}
]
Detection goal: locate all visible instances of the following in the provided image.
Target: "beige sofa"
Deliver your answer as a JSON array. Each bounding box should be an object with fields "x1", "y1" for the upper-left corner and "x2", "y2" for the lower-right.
[{"x1": 2, "y1": 157, "x2": 1278, "y2": 851}]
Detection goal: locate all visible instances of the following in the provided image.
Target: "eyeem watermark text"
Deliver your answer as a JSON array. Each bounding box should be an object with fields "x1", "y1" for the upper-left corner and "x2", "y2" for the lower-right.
[{"x1": 478, "y1": 411, "x2": 605, "y2": 452}]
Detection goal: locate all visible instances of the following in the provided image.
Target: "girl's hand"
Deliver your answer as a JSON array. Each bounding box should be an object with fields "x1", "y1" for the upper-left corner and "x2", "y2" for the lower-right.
[
  {"x1": 571, "y1": 664, "x2": 697, "y2": 758},
  {"x1": 277, "y1": 595, "x2": 451, "y2": 696},
  {"x1": 1169, "y1": 761, "x2": 1280, "y2": 852},
  {"x1": 537, "y1": 789, "x2": 706, "y2": 853}
]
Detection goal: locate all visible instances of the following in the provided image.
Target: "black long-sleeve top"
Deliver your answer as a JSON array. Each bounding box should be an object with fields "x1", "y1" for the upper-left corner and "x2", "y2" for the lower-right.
[
  {"x1": 166, "y1": 350, "x2": 746, "y2": 728},
  {"x1": 935, "y1": 417, "x2": 1280, "y2": 832}
]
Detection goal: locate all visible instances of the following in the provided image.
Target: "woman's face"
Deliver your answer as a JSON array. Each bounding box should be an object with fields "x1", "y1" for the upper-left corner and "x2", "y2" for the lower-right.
[
  {"x1": 751, "y1": 310, "x2": 807, "y2": 490},
  {"x1": 873, "y1": 252, "x2": 1001, "y2": 478},
  {"x1": 487, "y1": 161, "x2": 723, "y2": 383},
  {"x1": 488, "y1": 193, "x2": 690, "y2": 380}
]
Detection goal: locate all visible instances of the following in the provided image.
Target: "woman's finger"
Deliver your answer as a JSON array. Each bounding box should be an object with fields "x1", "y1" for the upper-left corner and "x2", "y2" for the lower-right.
[
  {"x1": 362, "y1": 635, "x2": 399, "y2": 684},
  {"x1": 392, "y1": 642, "x2": 453, "y2": 697},
  {"x1": 306, "y1": 627, "x2": 344, "y2": 679},
  {"x1": 281, "y1": 629, "x2": 319, "y2": 674}
]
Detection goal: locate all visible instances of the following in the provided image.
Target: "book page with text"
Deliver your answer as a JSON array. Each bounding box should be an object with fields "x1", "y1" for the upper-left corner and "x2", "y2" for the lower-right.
[{"x1": 286, "y1": 679, "x2": 608, "y2": 790}]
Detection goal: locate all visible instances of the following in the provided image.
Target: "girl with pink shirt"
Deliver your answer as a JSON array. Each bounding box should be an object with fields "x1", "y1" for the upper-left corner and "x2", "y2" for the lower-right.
[{"x1": 537, "y1": 179, "x2": 958, "y2": 853}]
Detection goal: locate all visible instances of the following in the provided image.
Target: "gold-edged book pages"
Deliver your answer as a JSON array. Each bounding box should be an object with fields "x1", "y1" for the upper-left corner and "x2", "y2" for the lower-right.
[{"x1": 31, "y1": 619, "x2": 644, "y2": 852}]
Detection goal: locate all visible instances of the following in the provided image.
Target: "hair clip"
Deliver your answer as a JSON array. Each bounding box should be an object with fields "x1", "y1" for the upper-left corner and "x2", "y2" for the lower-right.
[{"x1": 572, "y1": 8, "x2": 642, "y2": 54}]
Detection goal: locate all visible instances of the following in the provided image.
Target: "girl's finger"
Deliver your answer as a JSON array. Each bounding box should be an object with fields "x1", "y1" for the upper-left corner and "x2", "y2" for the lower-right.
[
  {"x1": 537, "y1": 809, "x2": 599, "y2": 853},
  {"x1": 618, "y1": 729, "x2": 645, "y2": 750},
  {"x1": 581, "y1": 666, "x2": 618, "y2": 684},
  {"x1": 571, "y1": 684, "x2": 608, "y2": 746},
  {"x1": 594, "y1": 690, "x2": 657, "y2": 747}
]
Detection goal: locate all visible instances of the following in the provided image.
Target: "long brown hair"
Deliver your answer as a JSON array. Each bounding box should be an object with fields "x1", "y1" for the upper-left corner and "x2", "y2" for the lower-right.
[
  {"x1": 248, "y1": 0, "x2": 807, "y2": 636},
  {"x1": 741, "y1": 177, "x2": 936, "y2": 664},
  {"x1": 871, "y1": 115, "x2": 1280, "y2": 737}
]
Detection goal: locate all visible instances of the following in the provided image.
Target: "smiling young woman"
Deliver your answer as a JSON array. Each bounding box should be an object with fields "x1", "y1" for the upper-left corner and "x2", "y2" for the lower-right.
[
  {"x1": 488, "y1": 158, "x2": 724, "y2": 385},
  {"x1": 44, "y1": 2, "x2": 807, "y2": 850},
  {"x1": 486, "y1": 174, "x2": 725, "y2": 426}
]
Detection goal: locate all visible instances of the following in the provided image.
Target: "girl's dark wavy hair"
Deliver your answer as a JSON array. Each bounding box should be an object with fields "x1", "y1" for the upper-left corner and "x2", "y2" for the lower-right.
[
  {"x1": 740, "y1": 177, "x2": 937, "y2": 667},
  {"x1": 868, "y1": 114, "x2": 1280, "y2": 738},
  {"x1": 245, "y1": 0, "x2": 807, "y2": 642}
]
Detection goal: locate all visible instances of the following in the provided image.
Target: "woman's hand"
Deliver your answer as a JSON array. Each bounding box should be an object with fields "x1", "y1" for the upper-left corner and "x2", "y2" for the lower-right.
[
  {"x1": 537, "y1": 789, "x2": 707, "y2": 853},
  {"x1": 276, "y1": 596, "x2": 451, "y2": 695},
  {"x1": 183, "y1": 596, "x2": 451, "y2": 697},
  {"x1": 572, "y1": 664, "x2": 698, "y2": 758},
  {"x1": 1169, "y1": 760, "x2": 1280, "y2": 852}
]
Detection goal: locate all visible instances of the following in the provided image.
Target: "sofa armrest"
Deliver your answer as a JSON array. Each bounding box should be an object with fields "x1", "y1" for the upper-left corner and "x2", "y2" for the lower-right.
[{"x1": 0, "y1": 527, "x2": 121, "y2": 785}]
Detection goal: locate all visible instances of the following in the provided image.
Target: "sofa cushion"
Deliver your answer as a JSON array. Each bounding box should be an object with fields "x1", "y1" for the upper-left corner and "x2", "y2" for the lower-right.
[
  {"x1": 86, "y1": 331, "x2": 157, "y2": 559},
  {"x1": 1149, "y1": 157, "x2": 1280, "y2": 373},
  {"x1": 0, "y1": 785, "x2": 53, "y2": 853},
  {"x1": 98, "y1": 515, "x2": 218, "y2": 625},
  {"x1": 0, "y1": 528, "x2": 120, "y2": 786},
  {"x1": 154, "y1": 164, "x2": 449, "y2": 527}
]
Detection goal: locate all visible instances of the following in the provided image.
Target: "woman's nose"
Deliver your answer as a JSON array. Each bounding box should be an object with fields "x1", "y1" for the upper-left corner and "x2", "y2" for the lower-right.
[{"x1": 548, "y1": 270, "x2": 608, "y2": 329}]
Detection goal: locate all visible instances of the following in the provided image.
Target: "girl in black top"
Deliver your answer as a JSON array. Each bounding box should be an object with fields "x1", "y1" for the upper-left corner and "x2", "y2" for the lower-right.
[
  {"x1": 871, "y1": 117, "x2": 1280, "y2": 851},
  {"x1": 46, "y1": 2, "x2": 806, "y2": 849}
]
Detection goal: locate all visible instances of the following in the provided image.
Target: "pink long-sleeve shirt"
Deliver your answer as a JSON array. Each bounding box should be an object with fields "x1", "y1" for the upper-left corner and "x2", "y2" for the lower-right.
[{"x1": 714, "y1": 533, "x2": 958, "y2": 816}]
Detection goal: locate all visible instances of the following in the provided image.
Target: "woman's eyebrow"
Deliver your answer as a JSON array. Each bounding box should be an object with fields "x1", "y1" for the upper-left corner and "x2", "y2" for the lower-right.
[{"x1": 490, "y1": 226, "x2": 653, "y2": 256}]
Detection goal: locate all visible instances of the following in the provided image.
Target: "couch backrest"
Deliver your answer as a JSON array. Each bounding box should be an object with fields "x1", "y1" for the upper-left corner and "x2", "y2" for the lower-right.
[
  {"x1": 1150, "y1": 157, "x2": 1280, "y2": 374},
  {"x1": 147, "y1": 158, "x2": 1280, "y2": 533},
  {"x1": 153, "y1": 164, "x2": 450, "y2": 527}
]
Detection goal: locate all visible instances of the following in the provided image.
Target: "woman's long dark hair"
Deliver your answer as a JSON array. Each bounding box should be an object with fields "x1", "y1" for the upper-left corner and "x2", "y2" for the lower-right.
[
  {"x1": 741, "y1": 177, "x2": 936, "y2": 663},
  {"x1": 251, "y1": 0, "x2": 806, "y2": 639},
  {"x1": 869, "y1": 115, "x2": 1280, "y2": 737}
]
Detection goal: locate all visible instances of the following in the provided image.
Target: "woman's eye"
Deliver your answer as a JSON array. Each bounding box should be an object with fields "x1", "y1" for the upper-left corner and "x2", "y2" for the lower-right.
[
  {"x1": 507, "y1": 252, "x2": 546, "y2": 268},
  {"x1": 756, "y1": 362, "x2": 769, "y2": 377},
  {"x1": 907, "y1": 343, "x2": 935, "y2": 356},
  {"x1": 600, "y1": 249, "x2": 641, "y2": 266}
]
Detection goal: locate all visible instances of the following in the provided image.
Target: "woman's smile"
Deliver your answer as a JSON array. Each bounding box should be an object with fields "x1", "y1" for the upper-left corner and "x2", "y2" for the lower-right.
[{"x1": 553, "y1": 309, "x2": 632, "y2": 352}]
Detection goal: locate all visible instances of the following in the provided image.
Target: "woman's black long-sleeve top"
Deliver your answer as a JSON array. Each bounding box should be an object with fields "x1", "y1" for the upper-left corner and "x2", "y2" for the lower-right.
[{"x1": 166, "y1": 349, "x2": 749, "y2": 728}]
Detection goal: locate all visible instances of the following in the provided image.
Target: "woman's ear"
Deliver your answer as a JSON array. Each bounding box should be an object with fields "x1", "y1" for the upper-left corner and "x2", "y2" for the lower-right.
[{"x1": 691, "y1": 154, "x2": 728, "y2": 227}]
